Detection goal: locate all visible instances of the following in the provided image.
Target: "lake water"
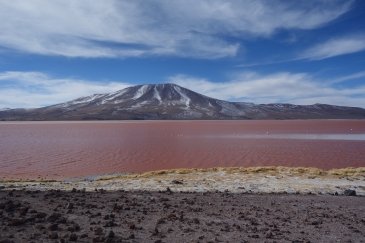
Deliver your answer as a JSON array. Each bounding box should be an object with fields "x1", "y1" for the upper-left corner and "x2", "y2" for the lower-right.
[{"x1": 0, "y1": 120, "x2": 364, "y2": 180}]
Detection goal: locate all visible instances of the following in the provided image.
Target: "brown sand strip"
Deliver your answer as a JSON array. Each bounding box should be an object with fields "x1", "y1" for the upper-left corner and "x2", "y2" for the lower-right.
[
  {"x1": 0, "y1": 190, "x2": 364, "y2": 243},
  {"x1": 1, "y1": 167, "x2": 364, "y2": 196}
]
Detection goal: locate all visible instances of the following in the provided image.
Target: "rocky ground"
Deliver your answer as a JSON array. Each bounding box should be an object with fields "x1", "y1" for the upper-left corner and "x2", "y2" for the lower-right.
[{"x1": 0, "y1": 189, "x2": 364, "y2": 243}]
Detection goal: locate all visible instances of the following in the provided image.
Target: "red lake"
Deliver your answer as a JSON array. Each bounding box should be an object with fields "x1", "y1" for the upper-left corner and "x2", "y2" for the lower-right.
[{"x1": 0, "y1": 120, "x2": 365, "y2": 180}]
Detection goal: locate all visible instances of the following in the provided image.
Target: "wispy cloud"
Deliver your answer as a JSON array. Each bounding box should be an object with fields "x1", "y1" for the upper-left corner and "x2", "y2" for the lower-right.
[
  {"x1": 236, "y1": 57, "x2": 303, "y2": 68},
  {"x1": 300, "y1": 34, "x2": 365, "y2": 60},
  {"x1": 168, "y1": 72, "x2": 365, "y2": 108},
  {"x1": 1, "y1": 70, "x2": 364, "y2": 109},
  {"x1": 0, "y1": 71, "x2": 131, "y2": 108},
  {"x1": 0, "y1": 0, "x2": 353, "y2": 58},
  {"x1": 330, "y1": 70, "x2": 365, "y2": 84}
]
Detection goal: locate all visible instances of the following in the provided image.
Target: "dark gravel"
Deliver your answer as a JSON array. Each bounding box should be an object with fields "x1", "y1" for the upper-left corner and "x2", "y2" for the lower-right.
[{"x1": 0, "y1": 190, "x2": 364, "y2": 242}]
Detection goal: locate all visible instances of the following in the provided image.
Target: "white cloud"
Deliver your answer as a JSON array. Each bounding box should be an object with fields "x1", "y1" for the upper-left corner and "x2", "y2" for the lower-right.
[
  {"x1": 168, "y1": 72, "x2": 365, "y2": 108},
  {"x1": 0, "y1": 0, "x2": 352, "y2": 58},
  {"x1": 1, "y1": 70, "x2": 364, "y2": 109},
  {"x1": 300, "y1": 34, "x2": 365, "y2": 60},
  {"x1": 330, "y1": 70, "x2": 365, "y2": 84},
  {"x1": 0, "y1": 71, "x2": 131, "y2": 108}
]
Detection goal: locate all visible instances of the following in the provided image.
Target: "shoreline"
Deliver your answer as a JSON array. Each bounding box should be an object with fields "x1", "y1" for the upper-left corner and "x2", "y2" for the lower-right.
[
  {"x1": 2, "y1": 167, "x2": 364, "y2": 242},
  {"x1": 2, "y1": 166, "x2": 364, "y2": 196}
]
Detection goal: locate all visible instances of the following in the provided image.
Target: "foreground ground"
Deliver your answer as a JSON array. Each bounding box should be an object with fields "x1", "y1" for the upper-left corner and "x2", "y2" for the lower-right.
[{"x1": 0, "y1": 190, "x2": 364, "y2": 243}]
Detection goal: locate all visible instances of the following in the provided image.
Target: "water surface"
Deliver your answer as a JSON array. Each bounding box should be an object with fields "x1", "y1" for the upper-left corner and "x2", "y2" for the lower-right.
[{"x1": 0, "y1": 120, "x2": 364, "y2": 179}]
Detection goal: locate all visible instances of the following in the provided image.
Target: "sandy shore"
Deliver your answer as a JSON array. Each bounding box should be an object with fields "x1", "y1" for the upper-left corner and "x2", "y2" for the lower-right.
[{"x1": 1, "y1": 167, "x2": 365, "y2": 196}]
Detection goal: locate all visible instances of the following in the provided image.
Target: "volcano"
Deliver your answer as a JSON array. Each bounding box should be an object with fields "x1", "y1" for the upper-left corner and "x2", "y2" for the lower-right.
[{"x1": 1, "y1": 83, "x2": 365, "y2": 120}]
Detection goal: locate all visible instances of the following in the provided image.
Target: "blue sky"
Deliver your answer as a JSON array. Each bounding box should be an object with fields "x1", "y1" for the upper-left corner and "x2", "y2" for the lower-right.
[{"x1": 0, "y1": 0, "x2": 364, "y2": 108}]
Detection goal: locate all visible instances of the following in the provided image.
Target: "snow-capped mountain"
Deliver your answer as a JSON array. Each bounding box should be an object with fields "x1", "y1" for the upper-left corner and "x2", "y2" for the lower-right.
[
  {"x1": 1, "y1": 83, "x2": 365, "y2": 120},
  {"x1": 46, "y1": 83, "x2": 250, "y2": 119}
]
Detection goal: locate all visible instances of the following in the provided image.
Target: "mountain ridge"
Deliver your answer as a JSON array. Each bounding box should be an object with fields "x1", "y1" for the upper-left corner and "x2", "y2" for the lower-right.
[{"x1": 1, "y1": 83, "x2": 365, "y2": 120}]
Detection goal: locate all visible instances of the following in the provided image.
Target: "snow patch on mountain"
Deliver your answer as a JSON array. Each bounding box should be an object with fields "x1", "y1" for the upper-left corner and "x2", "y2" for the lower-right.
[
  {"x1": 54, "y1": 94, "x2": 105, "y2": 108},
  {"x1": 153, "y1": 86, "x2": 162, "y2": 103},
  {"x1": 133, "y1": 85, "x2": 149, "y2": 100},
  {"x1": 174, "y1": 86, "x2": 191, "y2": 108},
  {"x1": 75, "y1": 94, "x2": 104, "y2": 104},
  {"x1": 101, "y1": 89, "x2": 128, "y2": 104},
  {"x1": 127, "y1": 100, "x2": 151, "y2": 109}
]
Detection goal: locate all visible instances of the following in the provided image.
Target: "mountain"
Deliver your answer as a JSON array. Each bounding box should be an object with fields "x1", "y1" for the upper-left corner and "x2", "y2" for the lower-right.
[{"x1": 1, "y1": 83, "x2": 365, "y2": 120}]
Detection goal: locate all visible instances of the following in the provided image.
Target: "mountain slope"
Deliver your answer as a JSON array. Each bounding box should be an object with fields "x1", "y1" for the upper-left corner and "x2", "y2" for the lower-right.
[{"x1": 1, "y1": 83, "x2": 365, "y2": 120}]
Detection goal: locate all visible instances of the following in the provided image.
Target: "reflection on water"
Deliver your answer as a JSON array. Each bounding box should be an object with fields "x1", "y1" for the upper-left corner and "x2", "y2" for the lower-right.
[{"x1": 202, "y1": 134, "x2": 365, "y2": 141}]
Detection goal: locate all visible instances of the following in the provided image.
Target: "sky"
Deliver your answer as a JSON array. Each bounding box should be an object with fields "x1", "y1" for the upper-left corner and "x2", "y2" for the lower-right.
[{"x1": 0, "y1": 0, "x2": 365, "y2": 108}]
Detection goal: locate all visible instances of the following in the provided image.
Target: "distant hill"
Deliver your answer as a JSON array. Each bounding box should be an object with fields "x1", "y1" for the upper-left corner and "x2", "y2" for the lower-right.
[{"x1": 1, "y1": 83, "x2": 365, "y2": 120}]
